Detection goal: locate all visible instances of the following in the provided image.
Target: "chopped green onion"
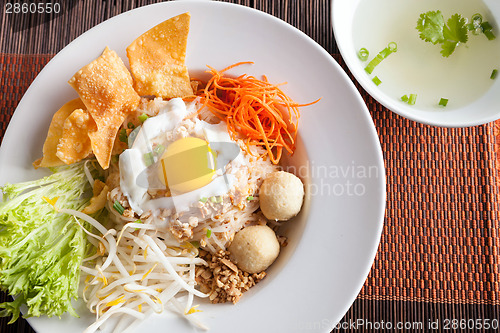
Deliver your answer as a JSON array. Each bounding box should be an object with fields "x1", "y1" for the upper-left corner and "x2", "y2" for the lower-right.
[
  {"x1": 472, "y1": 27, "x2": 483, "y2": 36},
  {"x1": 138, "y1": 113, "x2": 149, "y2": 123},
  {"x1": 153, "y1": 144, "x2": 165, "y2": 156},
  {"x1": 378, "y1": 49, "x2": 391, "y2": 58},
  {"x1": 190, "y1": 241, "x2": 200, "y2": 248},
  {"x1": 372, "y1": 76, "x2": 382, "y2": 86},
  {"x1": 210, "y1": 196, "x2": 217, "y2": 203},
  {"x1": 469, "y1": 13, "x2": 484, "y2": 35},
  {"x1": 484, "y1": 29, "x2": 496, "y2": 40},
  {"x1": 364, "y1": 56, "x2": 383, "y2": 74},
  {"x1": 438, "y1": 98, "x2": 449, "y2": 107},
  {"x1": 357, "y1": 48, "x2": 369, "y2": 61},
  {"x1": 118, "y1": 128, "x2": 128, "y2": 143},
  {"x1": 408, "y1": 94, "x2": 417, "y2": 105},
  {"x1": 475, "y1": 20, "x2": 496, "y2": 40},
  {"x1": 364, "y1": 42, "x2": 397, "y2": 74},
  {"x1": 113, "y1": 200, "x2": 125, "y2": 215},
  {"x1": 128, "y1": 122, "x2": 135, "y2": 129},
  {"x1": 246, "y1": 196, "x2": 254, "y2": 201},
  {"x1": 481, "y1": 21, "x2": 493, "y2": 31},
  {"x1": 135, "y1": 219, "x2": 142, "y2": 223},
  {"x1": 491, "y1": 69, "x2": 498, "y2": 79},
  {"x1": 215, "y1": 196, "x2": 222, "y2": 203},
  {"x1": 472, "y1": 13, "x2": 483, "y2": 25},
  {"x1": 206, "y1": 229, "x2": 212, "y2": 238},
  {"x1": 401, "y1": 94, "x2": 416, "y2": 105},
  {"x1": 143, "y1": 152, "x2": 154, "y2": 166},
  {"x1": 199, "y1": 197, "x2": 208, "y2": 203}
]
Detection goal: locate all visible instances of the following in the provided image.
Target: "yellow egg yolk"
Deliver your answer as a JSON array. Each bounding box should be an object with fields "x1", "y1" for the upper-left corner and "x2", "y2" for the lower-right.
[{"x1": 158, "y1": 137, "x2": 216, "y2": 193}]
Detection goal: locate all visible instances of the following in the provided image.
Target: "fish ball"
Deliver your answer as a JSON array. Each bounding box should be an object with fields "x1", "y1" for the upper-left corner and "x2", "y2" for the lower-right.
[
  {"x1": 259, "y1": 171, "x2": 304, "y2": 221},
  {"x1": 229, "y1": 225, "x2": 280, "y2": 274}
]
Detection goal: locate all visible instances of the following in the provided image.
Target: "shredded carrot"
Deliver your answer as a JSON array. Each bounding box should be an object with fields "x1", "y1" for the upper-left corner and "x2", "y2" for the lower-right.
[{"x1": 191, "y1": 62, "x2": 319, "y2": 164}]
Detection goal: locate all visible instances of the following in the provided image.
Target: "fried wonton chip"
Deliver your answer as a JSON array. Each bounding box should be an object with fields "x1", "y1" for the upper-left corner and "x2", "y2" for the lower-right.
[
  {"x1": 126, "y1": 12, "x2": 193, "y2": 98},
  {"x1": 68, "y1": 47, "x2": 140, "y2": 169},
  {"x1": 92, "y1": 178, "x2": 107, "y2": 197},
  {"x1": 82, "y1": 179, "x2": 109, "y2": 214},
  {"x1": 33, "y1": 98, "x2": 86, "y2": 169},
  {"x1": 56, "y1": 108, "x2": 95, "y2": 165}
]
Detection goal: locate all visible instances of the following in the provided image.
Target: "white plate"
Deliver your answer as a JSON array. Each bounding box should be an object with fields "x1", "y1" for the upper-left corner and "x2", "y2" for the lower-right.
[{"x1": 0, "y1": 1, "x2": 385, "y2": 332}]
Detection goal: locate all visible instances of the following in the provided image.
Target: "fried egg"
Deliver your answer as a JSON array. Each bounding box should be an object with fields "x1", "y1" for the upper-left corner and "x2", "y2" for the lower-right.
[{"x1": 119, "y1": 98, "x2": 243, "y2": 215}]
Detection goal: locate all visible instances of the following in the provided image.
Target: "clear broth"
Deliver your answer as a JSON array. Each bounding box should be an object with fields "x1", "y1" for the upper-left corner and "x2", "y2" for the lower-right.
[{"x1": 352, "y1": 0, "x2": 500, "y2": 110}]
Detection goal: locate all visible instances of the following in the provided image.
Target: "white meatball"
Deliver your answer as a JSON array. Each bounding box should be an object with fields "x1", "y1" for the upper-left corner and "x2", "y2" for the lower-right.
[
  {"x1": 228, "y1": 225, "x2": 280, "y2": 274},
  {"x1": 259, "y1": 171, "x2": 304, "y2": 221}
]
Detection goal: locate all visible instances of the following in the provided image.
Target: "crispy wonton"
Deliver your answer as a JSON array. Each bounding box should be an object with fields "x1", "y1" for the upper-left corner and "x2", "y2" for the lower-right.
[
  {"x1": 34, "y1": 98, "x2": 87, "y2": 168},
  {"x1": 68, "y1": 47, "x2": 140, "y2": 169},
  {"x1": 127, "y1": 12, "x2": 193, "y2": 99}
]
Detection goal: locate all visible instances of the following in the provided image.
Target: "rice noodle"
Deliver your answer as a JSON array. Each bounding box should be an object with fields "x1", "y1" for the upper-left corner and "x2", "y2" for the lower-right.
[
  {"x1": 79, "y1": 103, "x2": 281, "y2": 331},
  {"x1": 60, "y1": 208, "x2": 108, "y2": 235},
  {"x1": 142, "y1": 235, "x2": 207, "y2": 298},
  {"x1": 79, "y1": 209, "x2": 209, "y2": 333},
  {"x1": 84, "y1": 305, "x2": 146, "y2": 333},
  {"x1": 169, "y1": 297, "x2": 209, "y2": 331},
  {"x1": 84, "y1": 160, "x2": 95, "y2": 188},
  {"x1": 185, "y1": 264, "x2": 195, "y2": 313}
]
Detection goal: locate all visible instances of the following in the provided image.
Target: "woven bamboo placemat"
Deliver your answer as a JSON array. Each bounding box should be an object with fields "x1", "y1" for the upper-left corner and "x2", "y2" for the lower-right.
[{"x1": 1, "y1": 1, "x2": 500, "y2": 332}]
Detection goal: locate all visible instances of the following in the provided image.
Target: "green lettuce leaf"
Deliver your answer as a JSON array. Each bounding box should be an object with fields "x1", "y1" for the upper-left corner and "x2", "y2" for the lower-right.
[{"x1": 0, "y1": 161, "x2": 101, "y2": 322}]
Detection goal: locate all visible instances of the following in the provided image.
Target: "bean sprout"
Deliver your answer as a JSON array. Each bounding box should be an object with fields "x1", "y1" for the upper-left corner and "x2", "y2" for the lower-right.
[{"x1": 77, "y1": 210, "x2": 208, "y2": 333}]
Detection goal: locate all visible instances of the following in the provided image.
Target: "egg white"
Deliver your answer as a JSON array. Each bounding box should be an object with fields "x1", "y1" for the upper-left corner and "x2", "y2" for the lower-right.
[{"x1": 119, "y1": 98, "x2": 245, "y2": 215}]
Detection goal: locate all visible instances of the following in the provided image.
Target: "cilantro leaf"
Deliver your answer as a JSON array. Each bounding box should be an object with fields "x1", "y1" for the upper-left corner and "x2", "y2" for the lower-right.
[
  {"x1": 417, "y1": 11, "x2": 469, "y2": 57},
  {"x1": 440, "y1": 14, "x2": 468, "y2": 57},
  {"x1": 443, "y1": 14, "x2": 468, "y2": 43},
  {"x1": 440, "y1": 40, "x2": 458, "y2": 57},
  {"x1": 416, "y1": 10, "x2": 445, "y2": 44}
]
